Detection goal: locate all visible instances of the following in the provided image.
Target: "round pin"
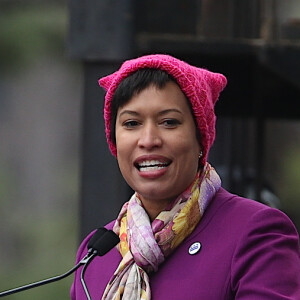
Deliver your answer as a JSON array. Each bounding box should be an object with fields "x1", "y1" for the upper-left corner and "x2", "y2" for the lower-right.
[{"x1": 189, "y1": 242, "x2": 201, "y2": 255}]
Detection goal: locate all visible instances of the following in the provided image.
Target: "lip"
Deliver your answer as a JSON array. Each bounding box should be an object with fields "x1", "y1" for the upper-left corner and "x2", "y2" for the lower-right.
[{"x1": 134, "y1": 155, "x2": 172, "y2": 179}]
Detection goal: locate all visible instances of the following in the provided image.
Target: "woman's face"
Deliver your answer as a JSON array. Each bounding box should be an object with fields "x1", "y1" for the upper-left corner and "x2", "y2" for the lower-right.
[{"x1": 115, "y1": 81, "x2": 201, "y2": 217}]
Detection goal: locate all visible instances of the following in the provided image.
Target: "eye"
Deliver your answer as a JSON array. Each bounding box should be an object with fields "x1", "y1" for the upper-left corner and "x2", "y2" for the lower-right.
[
  {"x1": 123, "y1": 120, "x2": 140, "y2": 128},
  {"x1": 161, "y1": 119, "x2": 181, "y2": 128}
]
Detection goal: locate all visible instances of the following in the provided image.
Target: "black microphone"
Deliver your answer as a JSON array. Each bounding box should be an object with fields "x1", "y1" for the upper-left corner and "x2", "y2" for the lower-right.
[
  {"x1": 87, "y1": 227, "x2": 108, "y2": 249},
  {"x1": 0, "y1": 228, "x2": 119, "y2": 297},
  {"x1": 89, "y1": 229, "x2": 120, "y2": 256},
  {"x1": 81, "y1": 229, "x2": 120, "y2": 299}
]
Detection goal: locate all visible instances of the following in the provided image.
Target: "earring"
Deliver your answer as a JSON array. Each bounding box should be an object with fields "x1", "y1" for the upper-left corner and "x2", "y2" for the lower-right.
[{"x1": 198, "y1": 151, "x2": 203, "y2": 159}]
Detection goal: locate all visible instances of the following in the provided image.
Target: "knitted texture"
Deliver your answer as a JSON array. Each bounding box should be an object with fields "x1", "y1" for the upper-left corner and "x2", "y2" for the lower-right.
[{"x1": 99, "y1": 54, "x2": 227, "y2": 165}]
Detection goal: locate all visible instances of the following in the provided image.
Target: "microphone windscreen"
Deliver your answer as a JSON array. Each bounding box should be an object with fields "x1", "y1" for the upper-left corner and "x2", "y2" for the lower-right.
[
  {"x1": 92, "y1": 230, "x2": 120, "y2": 256},
  {"x1": 87, "y1": 227, "x2": 108, "y2": 250}
]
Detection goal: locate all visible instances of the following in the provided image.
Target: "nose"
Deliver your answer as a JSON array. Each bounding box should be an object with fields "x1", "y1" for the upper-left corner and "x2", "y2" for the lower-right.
[{"x1": 137, "y1": 123, "x2": 162, "y2": 149}]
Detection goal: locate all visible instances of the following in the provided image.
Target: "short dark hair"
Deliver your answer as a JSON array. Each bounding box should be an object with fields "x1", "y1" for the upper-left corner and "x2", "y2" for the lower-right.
[{"x1": 110, "y1": 68, "x2": 176, "y2": 143}]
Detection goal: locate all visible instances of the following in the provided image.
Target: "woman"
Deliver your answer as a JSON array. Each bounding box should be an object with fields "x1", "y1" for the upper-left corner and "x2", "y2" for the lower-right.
[{"x1": 71, "y1": 54, "x2": 300, "y2": 299}]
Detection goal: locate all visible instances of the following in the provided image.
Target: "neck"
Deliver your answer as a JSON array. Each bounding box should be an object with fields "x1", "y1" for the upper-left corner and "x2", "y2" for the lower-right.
[{"x1": 139, "y1": 197, "x2": 175, "y2": 221}]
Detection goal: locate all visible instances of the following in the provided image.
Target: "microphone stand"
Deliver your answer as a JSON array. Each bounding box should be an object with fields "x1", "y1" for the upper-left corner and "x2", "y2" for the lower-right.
[
  {"x1": 80, "y1": 253, "x2": 97, "y2": 300},
  {"x1": 0, "y1": 250, "x2": 94, "y2": 297},
  {"x1": 0, "y1": 228, "x2": 119, "y2": 298}
]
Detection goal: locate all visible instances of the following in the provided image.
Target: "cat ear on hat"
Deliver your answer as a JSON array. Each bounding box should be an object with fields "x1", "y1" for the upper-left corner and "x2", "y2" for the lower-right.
[
  {"x1": 98, "y1": 71, "x2": 118, "y2": 91},
  {"x1": 206, "y1": 72, "x2": 227, "y2": 104}
]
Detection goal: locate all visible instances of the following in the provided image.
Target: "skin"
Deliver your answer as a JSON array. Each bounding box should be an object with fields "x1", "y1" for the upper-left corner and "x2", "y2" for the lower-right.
[{"x1": 115, "y1": 81, "x2": 201, "y2": 221}]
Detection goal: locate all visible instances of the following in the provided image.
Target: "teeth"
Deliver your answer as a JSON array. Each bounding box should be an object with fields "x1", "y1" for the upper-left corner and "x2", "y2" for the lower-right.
[
  {"x1": 139, "y1": 166, "x2": 166, "y2": 172},
  {"x1": 137, "y1": 160, "x2": 169, "y2": 172},
  {"x1": 139, "y1": 160, "x2": 166, "y2": 167}
]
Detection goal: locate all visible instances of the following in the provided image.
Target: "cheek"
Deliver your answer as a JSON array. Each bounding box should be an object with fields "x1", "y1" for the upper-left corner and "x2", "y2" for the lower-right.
[
  {"x1": 174, "y1": 135, "x2": 200, "y2": 157},
  {"x1": 116, "y1": 150, "x2": 132, "y2": 185},
  {"x1": 115, "y1": 134, "x2": 135, "y2": 175},
  {"x1": 175, "y1": 138, "x2": 200, "y2": 172},
  {"x1": 115, "y1": 129, "x2": 132, "y2": 155},
  {"x1": 116, "y1": 144, "x2": 130, "y2": 168}
]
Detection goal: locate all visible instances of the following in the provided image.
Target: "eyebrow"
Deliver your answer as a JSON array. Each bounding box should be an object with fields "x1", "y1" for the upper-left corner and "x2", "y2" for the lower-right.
[
  {"x1": 118, "y1": 110, "x2": 139, "y2": 118},
  {"x1": 118, "y1": 108, "x2": 183, "y2": 118},
  {"x1": 158, "y1": 109, "x2": 183, "y2": 116}
]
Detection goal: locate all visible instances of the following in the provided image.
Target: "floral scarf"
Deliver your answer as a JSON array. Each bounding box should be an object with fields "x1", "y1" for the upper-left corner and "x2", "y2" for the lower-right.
[{"x1": 102, "y1": 163, "x2": 221, "y2": 300}]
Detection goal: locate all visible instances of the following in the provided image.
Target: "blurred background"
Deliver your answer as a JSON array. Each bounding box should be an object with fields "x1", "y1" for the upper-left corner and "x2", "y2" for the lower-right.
[
  {"x1": 0, "y1": 0, "x2": 80, "y2": 298},
  {"x1": 0, "y1": 0, "x2": 300, "y2": 299}
]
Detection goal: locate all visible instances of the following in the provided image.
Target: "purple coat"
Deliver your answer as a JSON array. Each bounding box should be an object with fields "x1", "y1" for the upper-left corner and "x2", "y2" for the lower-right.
[{"x1": 71, "y1": 188, "x2": 300, "y2": 299}]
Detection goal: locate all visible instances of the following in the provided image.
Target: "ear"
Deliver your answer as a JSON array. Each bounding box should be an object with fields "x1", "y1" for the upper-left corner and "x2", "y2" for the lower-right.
[
  {"x1": 98, "y1": 71, "x2": 118, "y2": 91},
  {"x1": 197, "y1": 143, "x2": 203, "y2": 157},
  {"x1": 206, "y1": 72, "x2": 227, "y2": 105}
]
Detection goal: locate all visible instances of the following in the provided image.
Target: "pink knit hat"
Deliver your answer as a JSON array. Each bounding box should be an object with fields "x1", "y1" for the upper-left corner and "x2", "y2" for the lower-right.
[{"x1": 99, "y1": 54, "x2": 227, "y2": 165}]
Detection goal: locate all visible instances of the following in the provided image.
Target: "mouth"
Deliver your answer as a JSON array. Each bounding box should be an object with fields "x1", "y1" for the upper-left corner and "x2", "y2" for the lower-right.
[{"x1": 134, "y1": 159, "x2": 171, "y2": 172}]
